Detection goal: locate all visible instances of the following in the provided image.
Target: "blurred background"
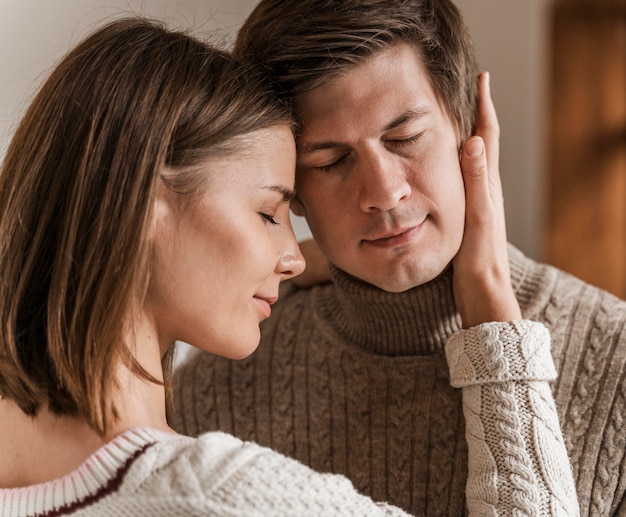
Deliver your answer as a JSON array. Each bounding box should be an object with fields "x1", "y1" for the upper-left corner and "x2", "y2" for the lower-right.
[{"x1": 1, "y1": 0, "x2": 624, "y2": 297}]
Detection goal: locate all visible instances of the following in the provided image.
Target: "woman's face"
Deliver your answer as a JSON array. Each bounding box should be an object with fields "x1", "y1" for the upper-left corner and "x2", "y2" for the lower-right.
[{"x1": 147, "y1": 125, "x2": 305, "y2": 358}]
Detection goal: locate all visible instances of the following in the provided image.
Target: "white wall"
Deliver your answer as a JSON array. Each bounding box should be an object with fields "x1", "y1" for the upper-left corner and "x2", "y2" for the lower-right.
[
  {"x1": 456, "y1": 0, "x2": 552, "y2": 260},
  {"x1": 0, "y1": 0, "x2": 256, "y2": 158},
  {"x1": 0, "y1": 0, "x2": 550, "y2": 258}
]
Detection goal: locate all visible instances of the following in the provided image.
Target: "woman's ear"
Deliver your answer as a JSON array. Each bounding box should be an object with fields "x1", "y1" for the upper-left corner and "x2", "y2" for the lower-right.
[{"x1": 149, "y1": 179, "x2": 174, "y2": 242}]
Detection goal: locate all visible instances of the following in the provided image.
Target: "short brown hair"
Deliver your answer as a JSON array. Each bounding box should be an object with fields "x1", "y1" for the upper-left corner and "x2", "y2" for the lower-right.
[
  {"x1": 234, "y1": 0, "x2": 478, "y2": 139},
  {"x1": 0, "y1": 17, "x2": 291, "y2": 435}
]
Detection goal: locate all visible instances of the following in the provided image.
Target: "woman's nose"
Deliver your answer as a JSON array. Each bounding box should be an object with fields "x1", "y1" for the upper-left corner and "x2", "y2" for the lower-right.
[{"x1": 277, "y1": 228, "x2": 306, "y2": 280}]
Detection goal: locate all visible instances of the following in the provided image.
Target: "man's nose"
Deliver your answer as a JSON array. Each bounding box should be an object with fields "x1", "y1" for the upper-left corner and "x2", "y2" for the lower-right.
[{"x1": 357, "y1": 149, "x2": 411, "y2": 212}]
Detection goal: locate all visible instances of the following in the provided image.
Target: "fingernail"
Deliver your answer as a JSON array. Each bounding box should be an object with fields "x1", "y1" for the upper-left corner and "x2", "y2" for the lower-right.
[{"x1": 464, "y1": 137, "x2": 483, "y2": 158}]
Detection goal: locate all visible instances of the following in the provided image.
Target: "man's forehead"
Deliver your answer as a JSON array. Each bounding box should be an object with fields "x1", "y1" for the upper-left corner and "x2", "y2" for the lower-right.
[{"x1": 295, "y1": 43, "x2": 433, "y2": 109}]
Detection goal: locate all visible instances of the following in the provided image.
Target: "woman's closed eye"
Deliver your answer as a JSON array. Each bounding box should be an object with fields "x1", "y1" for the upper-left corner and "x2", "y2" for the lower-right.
[
  {"x1": 257, "y1": 186, "x2": 296, "y2": 226},
  {"x1": 259, "y1": 212, "x2": 279, "y2": 225}
]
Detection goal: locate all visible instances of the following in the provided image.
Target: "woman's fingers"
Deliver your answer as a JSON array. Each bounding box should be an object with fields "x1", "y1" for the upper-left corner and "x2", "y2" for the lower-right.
[
  {"x1": 475, "y1": 73, "x2": 500, "y2": 174},
  {"x1": 453, "y1": 73, "x2": 521, "y2": 328},
  {"x1": 460, "y1": 136, "x2": 492, "y2": 230},
  {"x1": 457, "y1": 135, "x2": 499, "y2": 273},
  {"x1": 474, "y1": 72, "x2": 503, "y2": 203}
]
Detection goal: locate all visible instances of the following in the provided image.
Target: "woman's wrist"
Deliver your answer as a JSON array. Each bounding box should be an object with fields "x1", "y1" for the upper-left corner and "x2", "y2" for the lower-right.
[{"x1": 445, "y1": 320, "x2": 555, "y2": 387}]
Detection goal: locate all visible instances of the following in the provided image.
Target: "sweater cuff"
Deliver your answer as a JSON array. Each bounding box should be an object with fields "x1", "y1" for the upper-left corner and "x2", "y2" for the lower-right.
[{"x1": 445, "y1": 320, "x2": 556, "y2": 388}]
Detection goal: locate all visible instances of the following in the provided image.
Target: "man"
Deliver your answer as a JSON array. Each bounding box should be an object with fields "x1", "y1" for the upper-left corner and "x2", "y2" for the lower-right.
[{"x1": 171, "y1": 1, "x2": 626, "y2": 515}]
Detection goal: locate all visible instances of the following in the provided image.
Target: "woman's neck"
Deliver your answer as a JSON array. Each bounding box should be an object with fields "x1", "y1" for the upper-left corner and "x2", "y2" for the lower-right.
[
  {"x1": 0, "y1": 375, "x2": 172, "y2": 488},
  {"x1": 0, "y1": 400, "x2": 105, "y2": 488},
  {"x1": 0, "y1": 308, "x2": 178, "y2": 488}
]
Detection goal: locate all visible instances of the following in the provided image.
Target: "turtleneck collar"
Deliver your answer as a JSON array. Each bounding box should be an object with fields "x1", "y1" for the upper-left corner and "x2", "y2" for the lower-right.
[
  {"x1": 311, "y1": 244, "x2": 538, "y2": 357},
  {"x1": 315, "y1": 263, "x2": 461, "y2": 357}
]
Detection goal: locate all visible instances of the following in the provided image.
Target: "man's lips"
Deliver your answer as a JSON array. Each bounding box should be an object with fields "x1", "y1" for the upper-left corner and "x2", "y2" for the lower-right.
[{"x1": 362, "y1": 225, "x2": 422, "y2": 248}]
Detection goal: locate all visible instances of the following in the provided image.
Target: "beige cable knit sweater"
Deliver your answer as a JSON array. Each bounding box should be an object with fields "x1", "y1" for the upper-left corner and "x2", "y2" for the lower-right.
[{"x1": 172, "y1": 245, "x2": 626, "y2": 516}]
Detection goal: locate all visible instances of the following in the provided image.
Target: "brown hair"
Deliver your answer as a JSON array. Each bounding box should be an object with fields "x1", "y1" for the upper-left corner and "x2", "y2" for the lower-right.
[
  {"x1": 0, "y1": 17, "x2": 291, "y2": 435},
  {"x1": 234, "y1": 0, "x2": 478, "y2": 139}
]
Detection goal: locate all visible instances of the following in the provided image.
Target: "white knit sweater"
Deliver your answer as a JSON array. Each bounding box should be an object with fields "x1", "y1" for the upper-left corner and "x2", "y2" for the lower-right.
[
  {"x1": 447, "y1": 321, "x2": 578, "y2": 515},
  {"x1": 0, "y1": 428, "x2": 405, "y2": 516},
  {"x1": 1, "y1": 321, "x2": 577, "y2": 516}
]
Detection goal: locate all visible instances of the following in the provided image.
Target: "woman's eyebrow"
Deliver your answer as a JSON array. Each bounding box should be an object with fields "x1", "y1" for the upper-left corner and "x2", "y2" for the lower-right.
[{"x1": 265, "y1": 185, "x2": 297, "y2": 202}]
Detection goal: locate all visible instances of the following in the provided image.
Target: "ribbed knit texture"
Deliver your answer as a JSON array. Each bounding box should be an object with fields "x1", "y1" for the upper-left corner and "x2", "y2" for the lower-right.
[
  {"x1": 171, "y1": 244, "x2": 626, "y2": 516},
  {"x1": 0, "y1": 428, "x2": 410, "y2": 516}
]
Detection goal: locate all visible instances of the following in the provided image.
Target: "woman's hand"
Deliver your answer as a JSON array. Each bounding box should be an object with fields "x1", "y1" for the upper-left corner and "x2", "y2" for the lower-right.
[
  {"x1": 290, "y1": 238, "x2": 331, "y2": 287},
  {"x1": 452, "y1": 72, "x2": 522, "y2": 328}
]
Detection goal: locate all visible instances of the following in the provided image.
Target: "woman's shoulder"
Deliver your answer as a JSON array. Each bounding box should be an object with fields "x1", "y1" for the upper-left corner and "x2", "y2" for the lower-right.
[
  {"x1": 128, "y1": 429, "x2": 409, "y2": 515},
  {"x1": 128, "y1": 429, "x2": 259, "y2": 484}
]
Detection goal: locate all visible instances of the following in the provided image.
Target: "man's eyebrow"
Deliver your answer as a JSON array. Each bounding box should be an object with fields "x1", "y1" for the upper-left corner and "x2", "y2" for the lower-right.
[
  {"x1": 297, "y1": 140, "x2": 347, "y2": 155},
  {"x1": 297, "y1": 106, "x2": 433, "y2": 155},
  {"x1": 265, "y1": 185, "x2": 297, "y2": 202},
  {"x1": 383, "y1": 106, "x2": 432, "y2": 132}
]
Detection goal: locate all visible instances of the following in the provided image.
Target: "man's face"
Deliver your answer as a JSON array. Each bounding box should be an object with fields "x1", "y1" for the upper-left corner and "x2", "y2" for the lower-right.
[{"x1": 294, "y1": 42, "x2": 466, "y2": 292}]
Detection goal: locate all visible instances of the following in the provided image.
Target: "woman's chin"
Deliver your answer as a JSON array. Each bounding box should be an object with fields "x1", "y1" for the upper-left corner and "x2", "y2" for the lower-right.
[{"x1": 218, "y1": 333, "x2": 261, "y2": 360}]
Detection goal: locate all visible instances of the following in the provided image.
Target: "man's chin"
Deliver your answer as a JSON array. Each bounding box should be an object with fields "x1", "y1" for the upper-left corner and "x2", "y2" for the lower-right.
[{"x1": 343, "y1": 262, "x2": 451, "y2": 293}]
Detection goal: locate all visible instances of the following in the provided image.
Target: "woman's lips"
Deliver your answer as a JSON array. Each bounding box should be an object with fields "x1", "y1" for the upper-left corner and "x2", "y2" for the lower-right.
[{"x1": 253, "y1": 295, "x2": 277, "y2": 319}]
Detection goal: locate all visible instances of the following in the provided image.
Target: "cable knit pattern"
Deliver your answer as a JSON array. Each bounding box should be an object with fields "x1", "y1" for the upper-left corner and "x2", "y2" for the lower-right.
[
  {"x1": 446, "y1": 322, "x2": 557, "y2": 386},
  {"x1": 446, "y1": 321, "x2": 578, "y2": 516},
  {"x1": 171, "y1": 244, "x2": 626, "y2": 516},
  {"x1": 0, "y1": 428, "x2": 411, "y2": 516}
]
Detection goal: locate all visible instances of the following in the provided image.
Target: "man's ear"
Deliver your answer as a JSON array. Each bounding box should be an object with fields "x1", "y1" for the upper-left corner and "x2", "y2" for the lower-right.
[{"x1": 290, "y1": 196, "x2": 306, "y2": 217}]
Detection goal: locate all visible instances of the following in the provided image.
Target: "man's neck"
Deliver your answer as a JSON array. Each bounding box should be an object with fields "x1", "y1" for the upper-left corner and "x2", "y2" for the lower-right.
[{"x1": 313, "y1": 264, "x2": 461, "y2": 356}]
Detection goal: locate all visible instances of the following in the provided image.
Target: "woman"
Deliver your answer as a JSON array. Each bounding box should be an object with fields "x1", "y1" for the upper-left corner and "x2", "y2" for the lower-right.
[{"x1": 0, "y1": 18, "x2": 576, "y2": 516}]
